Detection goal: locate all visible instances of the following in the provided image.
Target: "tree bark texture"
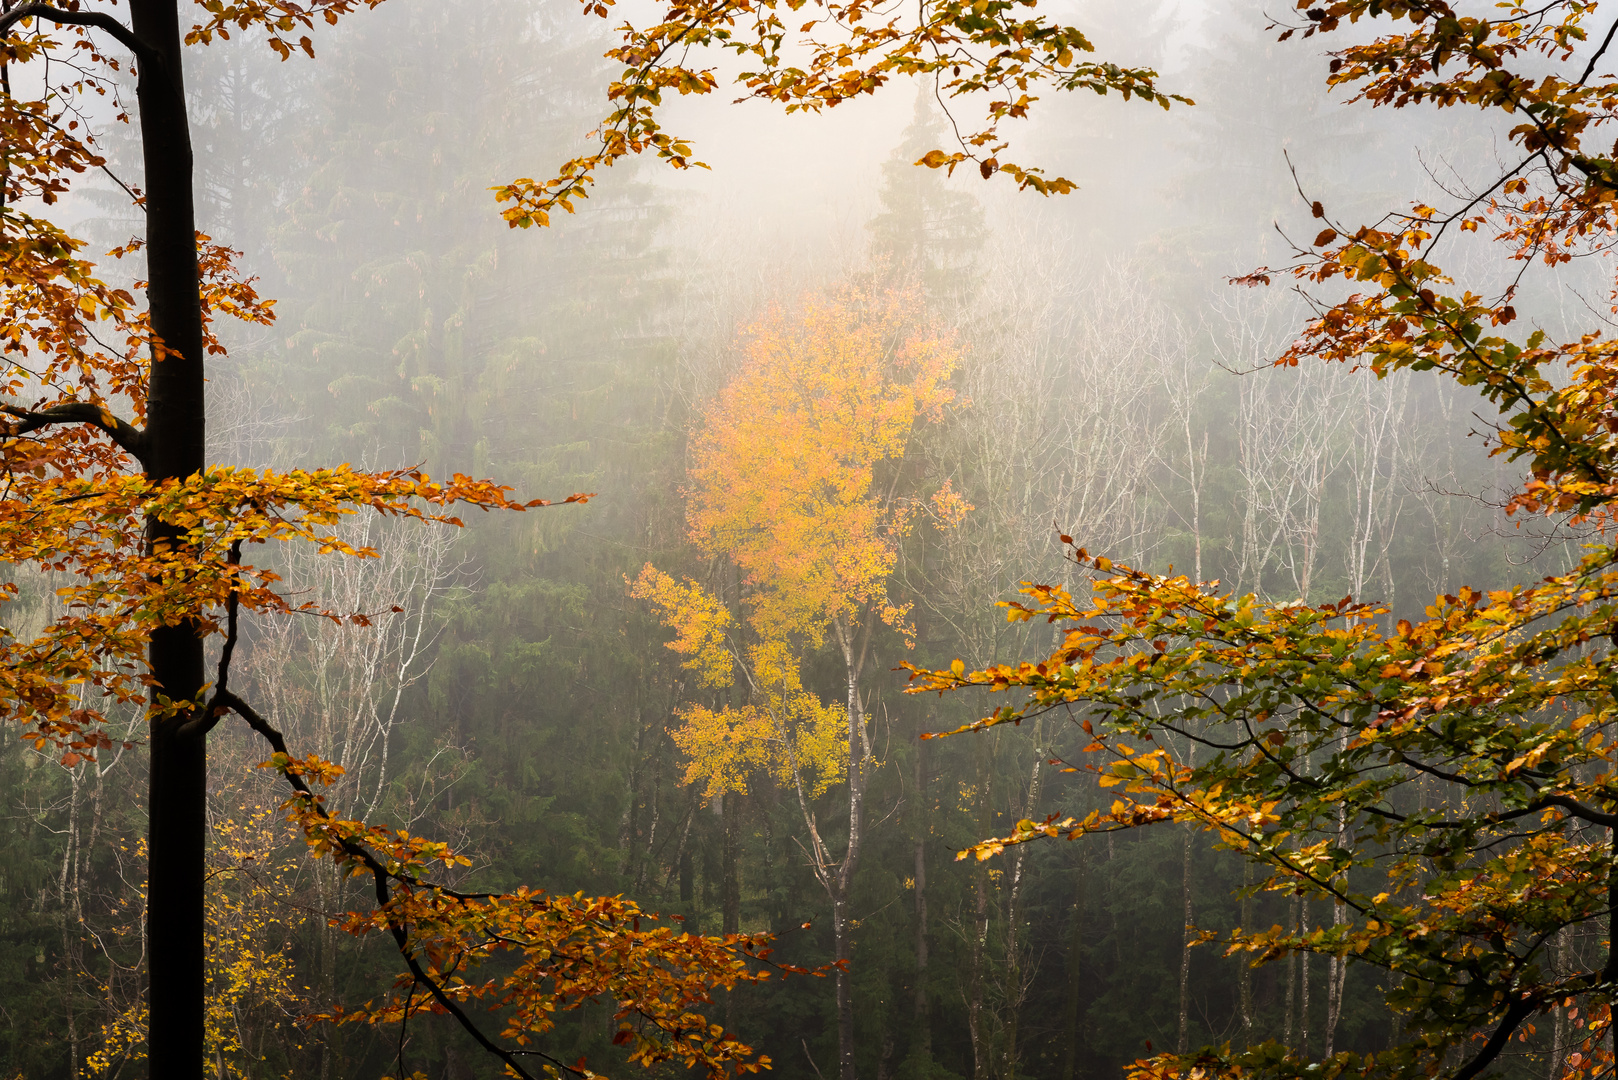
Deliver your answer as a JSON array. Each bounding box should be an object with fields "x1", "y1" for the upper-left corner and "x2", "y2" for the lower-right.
[
  {"x1": 782, "y1": 618, "x2": 870, "y2": 1080},
  {"x1": 723, "y1": 792, "x2": 740, "y2": 1036},
  {"x1": 129, "y1": 0, "x2": 207, "y2": 1074},
  {"x1": 723, "y1": 793, "x2": 740, "y2": 936},
  {"x1": 1284, "y1": 894, "x2": 1298, "y2": 1051},
  {"x1": 1003, "y1": 717, "x2": 1044, "y2": 1079},
  {"x1": 835, "y1": 640, "x2": 867, "y2": 1080},
  {"x1": 1177, "y1": 740, "x2": 1197, "y2": 1055},
  {"x1": 1239, "y1": 861, "x2": 1253, "y2": 1044}
]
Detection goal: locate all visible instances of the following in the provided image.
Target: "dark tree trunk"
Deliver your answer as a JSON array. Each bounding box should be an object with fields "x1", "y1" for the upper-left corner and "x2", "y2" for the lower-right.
[
  {"x1": 1177, "y1": 824, "x2": 1192, "y2": 1054},
  {"x1": 912, "y1": 728, "x2": 930, "y2": 1072},
  {"x1": 723, "y1": 793, "x2": 740, "y2": 935},
  {"x1": 1059, "y1": 850, "x2": 1086, "y2": 1080},
  {"x1": 723, "y1": 792, "x2": 740, "y2": 1036},
  {"x1": 128, "y1": 0, "x2": 207, "y2": 1074}
]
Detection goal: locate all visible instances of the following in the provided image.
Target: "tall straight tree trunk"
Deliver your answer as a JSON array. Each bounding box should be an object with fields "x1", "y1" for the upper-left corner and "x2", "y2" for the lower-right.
[
  {"x1": 782, "y1": 619, "x2": 871, "y2": 1080},
  {"x1": 834, "y1": 629, "x2": 870, "y2": 1080},
  {"x1": 1177, "y1": 823, "x2": 1193, "y2": 1053},
  {"x1": 912, "y1": 725, "x2": 931, "y2": 1072},
  {"x1": 1239, "y1": 862, "x2": 1253, "y2": 1045},
  {"x1": 1060, "y1": 850, "x2": 1087, "y2": 1080},
  {"x1": 723, "y1": 793, "x2": 740, "y2": 936},
  {"x1": 1284, "y1": 894, "x2": 1298, "y2": 1051},
  {"x1": 1550, "y1": 925, "x2": 1570, "y2": 1080},
  {"x1": 1177, "y1": 742, "x2": 1196, "y2": 1055},
  {"x1": 1300, "y1": 902, "x2": 1312, "y2": 1058},
  {"x1": 1003, "y1": 718, "x2": 1045, "y2": 1079},
  {"x1": 1325, "y1": 769, "x2": 1351, "y2": 1057},
  {"x1": 130, "y1": 0, "x2": 209, "y2": 1074},
  {"x1": 317, "y1": 875, "x2": 345, "y2": 1080},
  {"x1": 967, "y1": 742, "x2": 992, "y2": 1080},
  {"x1": 968, "y1": 867, "x2": 989, "y2": 1080},
  {"x1": 723, "y1": 792, "x2": 740, "y2": 1036}
]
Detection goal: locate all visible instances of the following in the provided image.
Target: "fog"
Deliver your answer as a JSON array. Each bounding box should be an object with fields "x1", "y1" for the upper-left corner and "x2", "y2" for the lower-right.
[{"x1": 6, "y1": 0, "x2": 1616, "y2": 1077}]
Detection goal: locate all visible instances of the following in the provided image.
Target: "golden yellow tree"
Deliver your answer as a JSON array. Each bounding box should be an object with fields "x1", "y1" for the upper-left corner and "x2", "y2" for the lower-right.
[
  {"x1": 635, "y1": 284, "x2": 960, "y2": 1080},
  {"x1": 630, "y1": 568, "x2": 848, "y2": 804}
]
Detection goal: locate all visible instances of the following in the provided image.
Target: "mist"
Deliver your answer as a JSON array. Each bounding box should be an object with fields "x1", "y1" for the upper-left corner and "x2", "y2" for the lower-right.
[{"x1": 4, "y1": 0, "x2": 1615, "y2": 1078}]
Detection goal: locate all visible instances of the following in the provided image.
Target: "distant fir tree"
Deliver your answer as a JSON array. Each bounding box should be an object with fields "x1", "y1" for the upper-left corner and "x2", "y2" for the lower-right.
[{"x1": 868, "y1": 88, "x2": 985, "y2": 303}]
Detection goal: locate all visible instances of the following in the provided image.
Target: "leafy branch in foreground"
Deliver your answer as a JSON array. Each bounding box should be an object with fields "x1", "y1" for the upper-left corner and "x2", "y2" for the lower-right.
[
  {"x1": 490, "y1": 0, "x2": 1191, "y2": 226},
  {"x1": 0, "y1": 0, "x2": 1175, "y2": 1070},
  {"x1": 910, "y1": 3, "x2": 1618, "y2": 1080}
]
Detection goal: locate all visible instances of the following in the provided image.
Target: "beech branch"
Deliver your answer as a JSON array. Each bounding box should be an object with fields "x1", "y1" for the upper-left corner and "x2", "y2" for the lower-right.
[
  {"x1": 187, "y1": 539, "x2": 243, "y2": 738},
  {"x1": 0, "y1": 1, "x2": 152, "y2": 63},
  {"x1": 1, "y1": 402, "x2": 147, "y2": 463},
  {"x1": 1449, "y1": 996, "x2": 1535, "y2": 1080},
  {"x1": 217, "y1": 687, "x2": 554, "y2": 1080}
]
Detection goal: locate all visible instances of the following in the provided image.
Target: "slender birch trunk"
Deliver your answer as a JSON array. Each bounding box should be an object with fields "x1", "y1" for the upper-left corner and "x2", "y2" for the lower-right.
[
  {"x1": 1301, "y1": 901, "x2": 1312, "y2": 1058},
  {"x1": 913, "y1": 725, "x2": 931, "y2": 1072},
  {"x1": 1003, "y1": 718, "x2": 1045, "y2": 1078},
  {"x1": 1285, "y1": 894, "x2": 1298, "y2": 1051},
  {"x1": 967, "y1": 741, "x2": 992, "y2": 1080},
  {"x1": 1239, "y1": 861, "x2": 1253, "y2": 1045},
  {"x1": 832, "y1": 628, "x2": 870, "y2": 1080},
  {"x1": 1177, "y1": 821, "x2": 1193, "y2": 1054}
]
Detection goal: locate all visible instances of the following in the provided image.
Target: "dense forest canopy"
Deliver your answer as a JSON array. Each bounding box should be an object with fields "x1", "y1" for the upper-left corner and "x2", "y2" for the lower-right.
[{"x1": 4, "y1": 1, "x2": 1617, "y2": 1079}]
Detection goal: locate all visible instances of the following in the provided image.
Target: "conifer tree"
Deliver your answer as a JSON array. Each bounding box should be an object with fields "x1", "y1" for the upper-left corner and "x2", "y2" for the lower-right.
[{"x1": 869, "y1": 89, "x2": 985, "y2": 302}]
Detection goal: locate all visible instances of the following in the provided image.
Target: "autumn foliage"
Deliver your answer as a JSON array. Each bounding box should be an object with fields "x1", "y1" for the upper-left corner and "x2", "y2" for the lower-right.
[
  {"x1": 689, "y1": 287, "x2": 958, "y2": 641},
  {"x1": 631, "y1": 568, "x2": 848, "y2": 801},
  {"x1": 492, "y1": 0, "x2": 1190, "y2": 225},
  {"x1": 0, "y1": 0, "x2": 1203, "y2": 1069},
  {"x1": 910, "y1": 5, "x2": 1618, "y2": 1080},
  {"x1": 637, "y1": 285, "x2": 959, "y2": 800},
  {"x1": 635, "y1": 284, "x2": 962, "y2": 1080}
]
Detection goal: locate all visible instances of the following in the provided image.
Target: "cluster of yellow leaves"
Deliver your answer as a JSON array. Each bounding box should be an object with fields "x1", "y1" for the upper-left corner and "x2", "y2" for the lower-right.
[
  {"x1": 634, "y1": 285, "x2": 957, "y2": 802},
  {"x1": 911, "y1": 525, "x2": 1618, "y2": 1080},
  {"x1": 625, "y1": 567, "x2": 735, "y2": 690},
  {"x1": 1233, "y1": 1, "x2": 1618, "y2": 527},
  {"x1": 0, "y1": 461, "x2": 583, "y2": 755},
  {"x1": 9, "y1": 0, "x2": 1188, "y2": 229},
  {"x1": 2, "y1": 0, "x2": 1170, "y2": 1069},
  {"x1": 87, "y1": 804, "x2": 310, "y2": 1080},
  {"x1": 686, "y1": 284, "x2": 958, "y2": 645},
  {"x1": 6, "y1": 5, "x2": 789, "y2": 1070},
  {"x1": 910, "y1": 525, "x2": 1618, "y2": 1080},
  {"x1": 632, "y1": 567, "x2": 850, "y2": 800},
  {"x1": 928, "y1": 478, "x2": 973, "y2": 529}
]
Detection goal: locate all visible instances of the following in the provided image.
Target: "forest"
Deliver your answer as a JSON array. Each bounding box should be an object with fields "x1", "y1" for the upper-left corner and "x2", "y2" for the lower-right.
[{"x1": 6, "y1": 1, "x2": 1618, "y2": 1080}]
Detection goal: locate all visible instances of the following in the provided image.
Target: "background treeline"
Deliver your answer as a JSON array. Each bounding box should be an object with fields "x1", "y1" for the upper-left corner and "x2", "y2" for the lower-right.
[{"x1": 0, "y1": 1, "x2": 1598, "y2": 1078}]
